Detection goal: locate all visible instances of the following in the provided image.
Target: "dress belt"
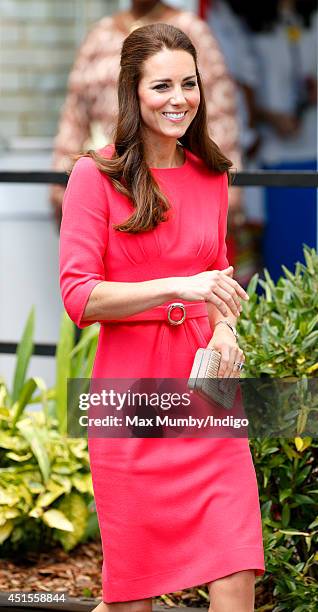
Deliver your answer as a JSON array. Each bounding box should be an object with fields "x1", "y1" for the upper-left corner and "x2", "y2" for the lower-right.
[{"x1": 104, "y1": 301, "x2": 208, "y2": 326}]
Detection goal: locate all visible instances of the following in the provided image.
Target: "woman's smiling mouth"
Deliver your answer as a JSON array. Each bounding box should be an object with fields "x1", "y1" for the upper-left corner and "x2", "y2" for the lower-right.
[{"x1": 161, "y1": 111, "x2": 188, "y2": 122}]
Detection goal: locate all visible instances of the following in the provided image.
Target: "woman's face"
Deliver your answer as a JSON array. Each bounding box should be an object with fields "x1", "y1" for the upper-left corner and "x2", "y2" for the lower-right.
[{"x1": 137, "y1": 48, "x2": 200, "y2": 143}]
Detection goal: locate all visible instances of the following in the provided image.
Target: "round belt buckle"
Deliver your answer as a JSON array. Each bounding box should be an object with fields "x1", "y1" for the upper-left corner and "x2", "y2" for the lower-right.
[{"x1": 167, "y1": 302, "x2": 186, "y2": 326}]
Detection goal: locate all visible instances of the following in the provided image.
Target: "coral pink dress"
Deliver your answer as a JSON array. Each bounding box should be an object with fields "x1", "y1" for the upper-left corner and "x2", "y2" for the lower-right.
[{"x1": 59, "y1": 145, "x2": 265, "y2": 603}]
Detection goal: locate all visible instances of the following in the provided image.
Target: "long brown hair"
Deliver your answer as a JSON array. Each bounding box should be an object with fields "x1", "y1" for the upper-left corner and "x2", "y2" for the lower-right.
[{"x1": 80, "y1": 23, "x2": 233, "y2": 234}]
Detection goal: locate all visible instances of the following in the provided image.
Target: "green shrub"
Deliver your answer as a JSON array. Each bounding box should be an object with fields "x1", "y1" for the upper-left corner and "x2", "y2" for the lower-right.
[
  {"x1": 0, "y1": 309, "x2": 100, "y2": 554},
  {"x1": 237, "y1": 246, "x2": 318, "y2": 610},
  {"x1": 238, "y1": 245, "x2": 318, "y2": 378}
]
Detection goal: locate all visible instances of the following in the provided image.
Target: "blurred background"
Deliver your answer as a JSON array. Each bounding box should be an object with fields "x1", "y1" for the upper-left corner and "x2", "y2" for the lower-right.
[{"x1": 0, "y1": 0, "x2": 317, "y2": 389}]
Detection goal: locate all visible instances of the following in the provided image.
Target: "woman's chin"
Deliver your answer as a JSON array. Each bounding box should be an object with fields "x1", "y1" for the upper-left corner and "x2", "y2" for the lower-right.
[{"x1": 158, "y1": 125, "x2": 189, "y2": 138}]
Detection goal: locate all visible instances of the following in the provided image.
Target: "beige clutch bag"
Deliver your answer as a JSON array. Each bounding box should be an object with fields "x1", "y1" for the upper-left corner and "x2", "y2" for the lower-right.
[{"x1": 187, "y1": 348, "x2": 239, "y2": 410}]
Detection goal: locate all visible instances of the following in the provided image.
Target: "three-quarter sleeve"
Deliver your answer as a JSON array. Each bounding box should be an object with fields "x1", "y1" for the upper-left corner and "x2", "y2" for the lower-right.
[
  {"x1": 208, "y1": 172, "x2": 229, "y2": 271},
  {"x1": 59, "y1": 157, "x2": 109, "y2": 328}
]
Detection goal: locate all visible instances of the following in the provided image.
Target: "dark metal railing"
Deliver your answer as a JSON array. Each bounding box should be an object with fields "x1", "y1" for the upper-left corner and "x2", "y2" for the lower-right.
[{"x1": 0, "y1": 169, "x2": 317, "y2": 187}]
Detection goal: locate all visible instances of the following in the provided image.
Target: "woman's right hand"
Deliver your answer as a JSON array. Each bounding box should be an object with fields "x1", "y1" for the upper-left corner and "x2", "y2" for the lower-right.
[{"x1": 175, "y1": 266, "x2": 249, "y2": 317}]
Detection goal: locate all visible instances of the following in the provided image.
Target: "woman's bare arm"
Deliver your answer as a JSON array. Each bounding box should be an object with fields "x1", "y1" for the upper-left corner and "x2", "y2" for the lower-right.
[
  {"x1": 82, "y1": 266, "x2": 248, "y2": 325},
  {"x1": 82, "y1": 277, "x2": 178, "y2": 323}
]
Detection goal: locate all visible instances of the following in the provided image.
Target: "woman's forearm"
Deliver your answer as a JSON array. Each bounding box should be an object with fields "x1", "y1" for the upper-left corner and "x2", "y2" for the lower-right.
[{"x1": 82, "y1": 277, "x2": 179, "y2": 323}]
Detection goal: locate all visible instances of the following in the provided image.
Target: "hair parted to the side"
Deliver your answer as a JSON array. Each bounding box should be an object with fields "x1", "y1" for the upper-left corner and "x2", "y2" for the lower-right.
[{"x1": 78, "y1": 23, "x2": 233, "y2": 234}]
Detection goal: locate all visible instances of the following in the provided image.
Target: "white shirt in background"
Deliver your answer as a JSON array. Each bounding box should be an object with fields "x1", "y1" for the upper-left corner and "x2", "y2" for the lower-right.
[
  {"x1": 251, "y1": 10, "x2": 317, "y2": 165},
  {"x1": 207, "y1": 0, "x2": 259, "y2": 152}
]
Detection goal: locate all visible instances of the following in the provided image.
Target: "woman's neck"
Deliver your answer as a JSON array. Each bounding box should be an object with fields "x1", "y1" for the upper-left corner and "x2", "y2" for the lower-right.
[{"x1": 143, "y1": 140, "x2": 185, "y2": 169}]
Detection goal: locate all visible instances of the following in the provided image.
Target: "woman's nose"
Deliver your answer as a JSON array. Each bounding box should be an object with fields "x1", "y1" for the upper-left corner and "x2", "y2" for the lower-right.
[{"x1": 170, "y1": 88, "x2": 186, "y2": 104}]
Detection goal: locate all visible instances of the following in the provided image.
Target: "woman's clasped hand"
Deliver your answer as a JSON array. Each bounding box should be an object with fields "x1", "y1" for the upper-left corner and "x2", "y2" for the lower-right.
[
  {"x1": 176, "y1": 265, "x2": 249, "y2": 317},
  {"x1": 174, "y1": 265, "x2": 247, "y2": 379}
]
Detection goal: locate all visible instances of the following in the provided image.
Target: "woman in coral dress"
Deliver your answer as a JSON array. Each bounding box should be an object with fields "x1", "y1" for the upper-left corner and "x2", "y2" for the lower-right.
[{"x1": 59, "y1": 23, "x2": 265, "y2": 612}]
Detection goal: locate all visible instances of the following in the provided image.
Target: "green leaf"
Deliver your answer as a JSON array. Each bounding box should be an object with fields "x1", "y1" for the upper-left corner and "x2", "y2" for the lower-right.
[
  {"x1": 55, "y1": 312, "x2": 75, "y2": 435},
  {"x1": 281, "y1": 504, "x2": 290, "y2": 527},
  {"x1": 69, "y1": 326, "x2": 98, "y2": 374},
  {"x1": 292, "y1": 494, "x2": 316, "y2": 504},
  {"x1": 302, "y1": 330, "x2": 318, "y2": 350},
  {"x1": 279, "y1": 529, "x2": 310, "y2": 536},
  {"x1": 11, "y1": 378, "x2": 37, "y2": 428},
  {"x1": 11, "y1": 307, "x2": 35, "y2": 403},
  {"x1": 54, "y1": 492, "x2": 88, "y2": 551},
  {"x1": 0, "y1": 379, "x2": 11, "y2": 407},
  {"x1": 0, "y1": 431, "x2": 29, "y2": 451},
  {"x1": 305, "y1": 535, "x2": 312, "y2": 551},
  {"x1": 261, "y1": 500, "x2": 272, "y2": 518},
  {"x1": 71, "y1": 473, "x2": 93, "y2": 495},
  {"x1": 246, "y1": 273, "x2": 259, "y2": 297},
  {"x1": 6, "y1": 451, "x2": 33, "y2": 462},
  {"x1": 35, "y1": 486, "x2": 65, "y2": 508},
  {"x1": 30, "y1": 376, "x2": 49, "y2": 423},
  {"x1": 50, "y1": 474, "x2": 72, "y2": 494},
  {"x1": 307, "y1": 313, "x2": 318, "y2": 333},
  {"x1": 83, "y1": 335, "x2": 99, "y2": 378},
  {"x1": 42, "y1": 509, "x2": 74, "y2": 531},
  {"x1": 197, "y1": 589, "x2": 210, "y2": 601},
  {"x1": 28, "y1": 507, "x2": 43, "y2": 519},
  {"x1": 309, "y1": 516, "x2": 318, "y2": 529},
  {"x1": 16, "y1": 419, "x2": 51, "y2": 483},
  {"x1": 0, "y1": 489, "x2": 19, "y2": 506},
  {"x1": 281, "y1": 264, "x2": 296, "y2": 282},
  {"x1": 279, "y1": 489, "x2": 291, "y2": 503},
  {"x1": 0, "y1": 519, "x2": 14, "y2": 544},
  {"x1": 303, "y1": 247, "x2": 315, "y2": 274},
  {"x1": 80, "y1": 510, "x2": 100, "y2": 544},
  {"x1": 0, "y1": 506, "x2": 20, "y2": 522}
]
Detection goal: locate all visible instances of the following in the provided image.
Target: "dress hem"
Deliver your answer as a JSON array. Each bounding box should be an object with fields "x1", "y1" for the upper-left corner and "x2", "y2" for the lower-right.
[{"x1": 102, "y1": 546, "x2": 265, "y2": 602}]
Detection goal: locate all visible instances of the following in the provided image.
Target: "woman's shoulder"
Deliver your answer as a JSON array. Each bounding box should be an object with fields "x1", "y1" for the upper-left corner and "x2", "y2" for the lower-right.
[
  {"x1": 185, "y1": 147, "x2": 206, "y2": 170},
  {"x1": 185, "y1": 148, "x2": 227, "y2": 181},
  {"x1": 71, "y1": 144, "x2": 115, "y2": 173},
  {"x1": 96, "y1": 143, "x2": 116, "y2": 159},
  {"x1": 70, "y1": 150, "x2": 112, "y2": 182}
]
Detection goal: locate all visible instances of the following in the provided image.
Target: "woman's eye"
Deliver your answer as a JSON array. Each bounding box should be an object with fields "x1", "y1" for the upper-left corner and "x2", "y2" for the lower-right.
[{"x1": 153, "y1": 81, "x2": 197, "y2": 91}]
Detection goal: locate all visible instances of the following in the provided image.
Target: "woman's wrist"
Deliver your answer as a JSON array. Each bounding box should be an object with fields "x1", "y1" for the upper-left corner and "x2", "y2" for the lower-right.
[
  {"x1": 155, "y1": 276, "x2": 180, "y2": 301},
  {"x1": 207, "y1": 314, "x2": 239, "y2": 347},
  {"x1": 214, "y1": 320, "x2": 238, "y2": 340},
  {"x1": 207, "y1": 326, "x2": 238, "y2": 348}
]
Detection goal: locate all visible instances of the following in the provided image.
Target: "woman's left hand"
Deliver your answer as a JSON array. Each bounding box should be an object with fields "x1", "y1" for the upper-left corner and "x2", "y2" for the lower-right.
[{"x1": 207, "y1": 327, "x2": 245, "y2": 379}]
